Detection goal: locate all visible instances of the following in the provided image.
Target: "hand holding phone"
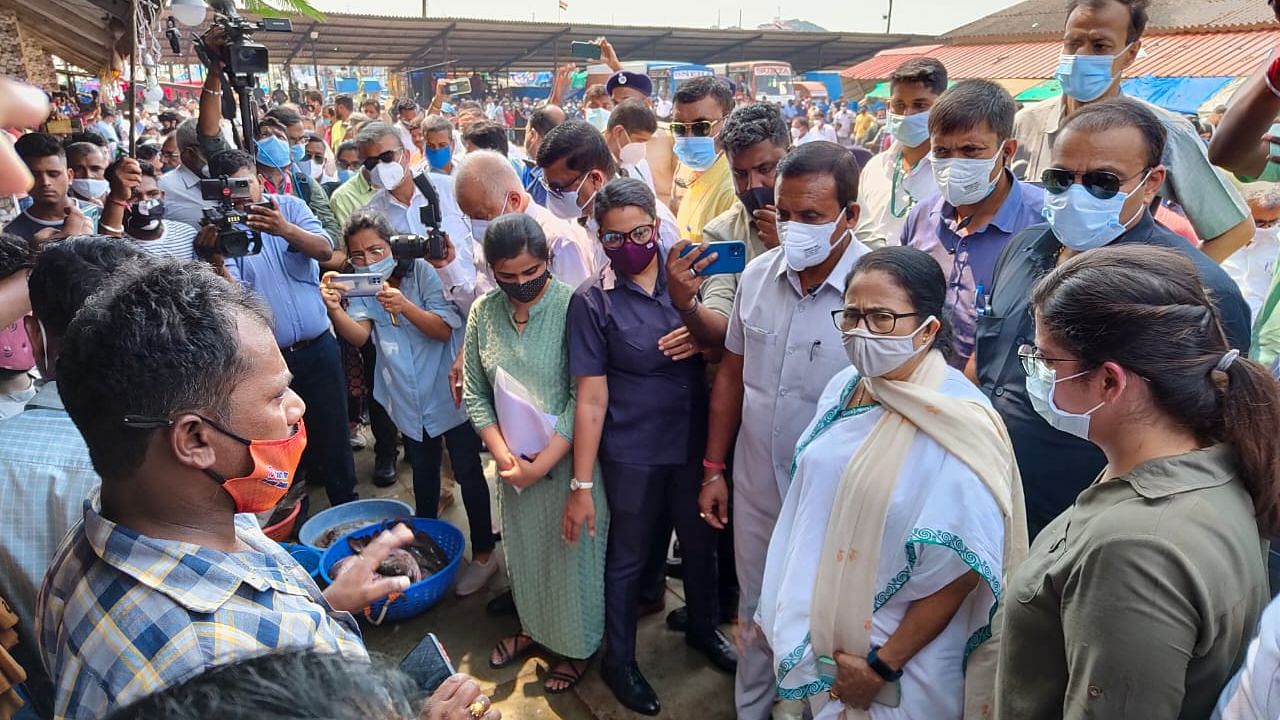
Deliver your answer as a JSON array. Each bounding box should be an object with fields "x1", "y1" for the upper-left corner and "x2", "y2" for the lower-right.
[
  {"x1": 324, "y1": 273, "x2": 382, "y2": 298},
  {"x1": 399, "y1": 633, "x2": 456, "y2": 694},
  {"x1": 570, "y1": 41, "x2": 602, "y2": 60},
  {"x1": 678, "y1": 240, "x2": 747, "y2": 276}
]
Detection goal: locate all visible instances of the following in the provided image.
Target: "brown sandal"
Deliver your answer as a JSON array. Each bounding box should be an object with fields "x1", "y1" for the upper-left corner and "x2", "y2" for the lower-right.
[
  {"x1": 543, "y1": 657, "x2": 591, "y2": 694},
  {"x1": 489, "y1": 632, "x2": 536, "y2": 669}
]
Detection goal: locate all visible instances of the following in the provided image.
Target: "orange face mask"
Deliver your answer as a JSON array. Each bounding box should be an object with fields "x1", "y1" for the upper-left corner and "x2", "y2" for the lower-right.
[{"x1": 199, "y1": 416, "x2": 308, "y2": 514}]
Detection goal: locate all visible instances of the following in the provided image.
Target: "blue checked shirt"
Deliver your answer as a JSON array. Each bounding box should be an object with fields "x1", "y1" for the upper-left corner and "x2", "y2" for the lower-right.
[
  {"x1": 0, "y1": 382, "x2": 99, "y2": 715},
  {"x1": 37, "y1": 496, "x2": 367, "y2": 720}
]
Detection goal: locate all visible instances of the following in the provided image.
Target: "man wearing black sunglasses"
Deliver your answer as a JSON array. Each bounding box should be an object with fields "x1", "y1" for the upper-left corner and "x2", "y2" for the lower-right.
[
  {"x1": 671, "y1": 77, "x2": 737, "y2": 244},
  {"x1": 1011, "y1": 0, "x2": 1252, "y2": 263},
  {"x1": 976, "y1": 97, "x2": 1250, "y2": 539}
]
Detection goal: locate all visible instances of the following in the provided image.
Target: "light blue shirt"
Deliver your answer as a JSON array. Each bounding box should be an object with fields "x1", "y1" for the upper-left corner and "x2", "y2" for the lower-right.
[
  {"x1": 0, "y1": 381, "x2": 100, "y2": 712},
  {"x1": 226, "y1": 193, "x2": 333, "y2": 348},
  {"x1": 348, "y1": 259, "x2": 467, "y2": 440}
]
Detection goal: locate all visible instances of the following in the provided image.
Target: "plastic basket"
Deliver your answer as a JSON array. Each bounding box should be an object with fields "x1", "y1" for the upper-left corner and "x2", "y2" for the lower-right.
[
  {"x1": 319, "y1": 518, "x2": 465, "y2": 624},
  {"x1": 278, "y1": 542, "x2": 323, "y2": 580},
  {"x1": 299, "y1": 498, "x2": 414, "y2": 550}
]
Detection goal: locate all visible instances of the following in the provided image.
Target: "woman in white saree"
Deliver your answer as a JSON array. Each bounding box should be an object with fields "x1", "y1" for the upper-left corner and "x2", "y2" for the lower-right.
[{"x1": 758, "y1": 246, "x2": 1027, "y2": 719}]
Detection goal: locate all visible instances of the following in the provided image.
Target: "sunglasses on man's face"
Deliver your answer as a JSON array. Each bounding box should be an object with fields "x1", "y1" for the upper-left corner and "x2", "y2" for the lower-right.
[
  {"x1": 1041, "y1": 167, "x2": 1149, "y2": 201},
  {"x1": 361, "y1": 149, "x2": 401, "y2": 171},
  {"x1": 669, "y1": 119, "x2": 722, "y2": 138}
]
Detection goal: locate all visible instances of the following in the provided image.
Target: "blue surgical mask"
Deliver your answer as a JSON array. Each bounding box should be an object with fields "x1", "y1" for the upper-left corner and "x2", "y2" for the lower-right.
[
  {"x1": 291, "y1": 143, "x2": 306, "y2": 164},
  {"x1": 885, "y1": 110, "x2": 930, "y2": 148},
  {"x1": 337, "y1": 168, "x2": 354, "y2": 183},
  {"x1": 256, "y1": 136, "x2": 292, "y2": 169},
  {"x1": 1026, "y1": 364, "x2": 1104, "y2": 441},
  {"x1": 1042, "y1": 172, "x2": 1148, "y2": 251},
  {"x1": 674, "y1": 136, "x2": 719, "y2": 171},
  {"x1": 1055, "y1": 48, "x2": 1128, "y2": 103},
  {"x1": 353, "y1": 254, "x2": 397, "y2": 281},
  {"x1": 585, "y1": 107, "x2": 610, "y2": 131},
  {"x1": 426, "y1": 145, "x2": 453, "y2": 172}
]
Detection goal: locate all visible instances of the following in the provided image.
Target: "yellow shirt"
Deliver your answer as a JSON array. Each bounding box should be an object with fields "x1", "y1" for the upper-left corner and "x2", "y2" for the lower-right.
[
  {"x1": 674, "y1": 154, "x2": 736, "y2": 243},
  {"x1": 854, "y1": 112, "x2": 873, "y2": 141},
  {"x1": 330, "y1": 120, "x2": 349, "y2": 148}
]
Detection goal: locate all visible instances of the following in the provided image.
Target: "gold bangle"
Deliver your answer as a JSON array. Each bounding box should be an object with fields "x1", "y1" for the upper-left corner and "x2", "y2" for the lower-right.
[
  {"x1": 204, "y1": 89, "x2": 223, "y2": 96},
  {"x1": 701, "y1": 473, "x2": 724, "y2": 487}
]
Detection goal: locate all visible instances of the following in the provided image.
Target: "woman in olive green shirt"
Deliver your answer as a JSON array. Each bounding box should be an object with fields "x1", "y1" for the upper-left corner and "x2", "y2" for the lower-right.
[{"x1": 996, "y1": 245, "x2": 1280, "y2": 719}]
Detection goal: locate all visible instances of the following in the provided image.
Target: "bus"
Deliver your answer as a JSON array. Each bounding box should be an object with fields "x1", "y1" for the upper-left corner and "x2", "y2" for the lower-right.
[{"x1": 709, "y1": 61, "x2": 794, "y2": 103}]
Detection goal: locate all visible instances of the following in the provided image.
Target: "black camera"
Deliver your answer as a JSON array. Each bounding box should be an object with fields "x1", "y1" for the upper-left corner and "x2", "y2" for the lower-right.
[
  {"x1": 194, "y1": 0, "x2": 291, "y2": 86},
  {"x1": 390, "y1": 232, "x2": 447, "y2": 262},
  {"x1": 199, "y1": 176, "x2": 264, "y2": 258}
]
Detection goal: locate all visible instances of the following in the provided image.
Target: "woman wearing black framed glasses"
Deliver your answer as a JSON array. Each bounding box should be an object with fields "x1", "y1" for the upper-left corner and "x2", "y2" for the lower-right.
[{"x1": 566, "y1": 177, "x2": 734, "y2": 714}]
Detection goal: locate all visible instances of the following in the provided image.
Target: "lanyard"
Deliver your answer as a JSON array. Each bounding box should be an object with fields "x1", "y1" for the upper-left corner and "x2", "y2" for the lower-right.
[{"x1": 889, "y1": 153, "x2": 917, "y2": 219}]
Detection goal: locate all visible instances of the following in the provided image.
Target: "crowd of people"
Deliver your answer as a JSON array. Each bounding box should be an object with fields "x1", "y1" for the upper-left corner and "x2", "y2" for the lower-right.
[{"x1": 7, "y1": 0, "x2": 1280, "y2": 718}]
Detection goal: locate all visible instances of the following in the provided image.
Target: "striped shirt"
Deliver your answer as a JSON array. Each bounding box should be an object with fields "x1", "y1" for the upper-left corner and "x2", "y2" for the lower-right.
[
  {"x1": 126, "y1": 220, "x2": 198, "y2": 261},
  {"x1": 37, "y1": 497, "x2": 367, "y2": 719}
]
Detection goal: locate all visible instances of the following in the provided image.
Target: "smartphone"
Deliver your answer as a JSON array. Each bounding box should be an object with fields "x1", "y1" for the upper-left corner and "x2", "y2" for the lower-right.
[
  {"x1": 326, "y1": 273, "x2": 382, "y2": 298},
  {"x1": 679, "y1": 240, "x2": 747, "y2": 275},
  {"x1": 570, "y1": 41, "x2": 602, "y2": 60},
  {"x1": 399, "y1": 633, "x2": 456, "y2": 694},
  {"x1": 816, "y1": 655, "x2": 900, "y2": 708},
  {"x1": 444, "y1": 78, "x2": 472, "y2": 96}
]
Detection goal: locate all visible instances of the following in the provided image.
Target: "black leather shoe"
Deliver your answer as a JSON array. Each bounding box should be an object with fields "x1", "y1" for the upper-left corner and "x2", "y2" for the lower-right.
[
  {"x1": 601, "y1": 661, "x2": 660, "y2": 716},
  {"x1": 665, "y1": 606, "x2": 688, "y2": 632},
  {"x1": 687, "y1": 628, "x2": 738, "y2": 673},
  {"x1": 485, "y1": 589, "x2": 517, "y2": 617},
  {"x1": 372, "y1": 454, "x2": 397, "y2": 487}
]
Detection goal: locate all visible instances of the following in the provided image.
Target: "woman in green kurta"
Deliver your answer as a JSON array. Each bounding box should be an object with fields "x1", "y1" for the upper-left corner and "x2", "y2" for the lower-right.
[{"x1": 462, "y1": 213, "x2": 608, "y2": 694}]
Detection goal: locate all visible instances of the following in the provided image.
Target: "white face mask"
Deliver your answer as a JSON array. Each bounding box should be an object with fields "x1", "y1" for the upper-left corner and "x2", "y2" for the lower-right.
[
  {"x1": 308, "y1": 159, "x2": 326, "y2": 180},
  {"x1": 931, "y1": 145, "x2": 1005, "y2": 207},
  {"x1": 470, "y1": 197, "x2": 512, "y2": 241},
  {"x1": 620, "y1": 141, "x2": 647, "y2": 166},
  {"x1": 370, "y1": 157, "x2": 406, "y2": 190},
  {"x1": 791, "y1": 127, "x2": 805, "y2": 141},
  {"x1": 546, "y1": 174, "x2": 597, "y2": 220},
  {"x1": 1026, "y1": 364, "x2": 1104, "y2": 441},
  {"x1": 842, "y1": 315, "x2": 935, "y2": 378},
  {"x1": 778, "y1": 208, "x2": 847, "y2": 272},
  {"x1": 70, "y1": 178, "x2": 109, "y2": 200}
]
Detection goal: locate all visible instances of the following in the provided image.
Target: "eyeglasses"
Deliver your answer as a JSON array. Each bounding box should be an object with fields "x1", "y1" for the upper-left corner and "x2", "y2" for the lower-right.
[
  {"x1": 669, "y1": 118, "x2": 723, "y2": 138},
  {"x1": 831, "y1": 308, "x2": 919, "y2": 336},
  {"x1": 347, "y1": 245, "x2": 389, "y2": 264},
  {"x1": 1017, "y1": 344, "x2": 1078, "y2": 377},
  {"x1": 361, "y1": 149, "x2": 402, "y2": 171},
  {"x1": 1257, "y1": 218, "x2": 1280, "y2": 229},
  {"x1": 599, "y1": 222, "x2": 657, "y2": 249},
  {"x1": 1041, "y1": 167, "x2": 1150, "y2": 200},
  {"x1": 161, "y1": 150, "x2": 181, "y2": 160},
  {"x1": 540, "y1": 171, "x2": 588, "y2": 197},
  {"x1": 305, "y1": 153, "x2": 326, "y2": 163}
]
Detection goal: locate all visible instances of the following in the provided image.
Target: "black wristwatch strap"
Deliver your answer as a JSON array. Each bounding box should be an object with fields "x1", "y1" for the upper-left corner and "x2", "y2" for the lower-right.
[{"x1": 866, "y1": 646, "x2": 903, "y2": 682}]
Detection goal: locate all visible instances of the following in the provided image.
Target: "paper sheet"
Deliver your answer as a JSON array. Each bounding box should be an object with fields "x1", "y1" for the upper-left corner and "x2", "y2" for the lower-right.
[{"x1": 493, "y1": 367, "x2": 558, "y2": 494}]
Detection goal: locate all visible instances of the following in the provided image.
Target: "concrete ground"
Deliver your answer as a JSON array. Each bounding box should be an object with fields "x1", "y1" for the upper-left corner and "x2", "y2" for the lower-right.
[{"x1": 303, "y1": 434, "x2": 736, "y2": 719}]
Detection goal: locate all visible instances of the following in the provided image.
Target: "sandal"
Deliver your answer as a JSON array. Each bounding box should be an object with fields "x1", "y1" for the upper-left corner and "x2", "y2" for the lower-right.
[
  {"x1": 543, "y1": 657, "x2": 591, "y2": 694},
  {"x1": 489, "y1": 632, "x2": 536, "y2": 669}
]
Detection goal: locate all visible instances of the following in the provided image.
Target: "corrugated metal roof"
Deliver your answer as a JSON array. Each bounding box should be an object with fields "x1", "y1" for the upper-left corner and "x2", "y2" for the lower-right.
[
  {"x1": 843, "y1": 30, "x2": 1280, "y2": 80},
  {"x1": 946, "y1": 0, "x2": 1275, "y2": 40}
]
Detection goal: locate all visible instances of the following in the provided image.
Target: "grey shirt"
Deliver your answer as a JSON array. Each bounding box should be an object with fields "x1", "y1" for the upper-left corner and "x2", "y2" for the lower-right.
[{"x1": 997, "y1": 445, "x2": 1268, "y2": 720}]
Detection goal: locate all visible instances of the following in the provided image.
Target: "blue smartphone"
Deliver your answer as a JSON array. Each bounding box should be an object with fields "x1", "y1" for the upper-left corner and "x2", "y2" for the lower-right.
[
  {"x1": 679, "y1": 240, "x2": 747, "y2": 275},
  {"x1": 399, "y1": 633, "x2": 456, "y2": 694}
]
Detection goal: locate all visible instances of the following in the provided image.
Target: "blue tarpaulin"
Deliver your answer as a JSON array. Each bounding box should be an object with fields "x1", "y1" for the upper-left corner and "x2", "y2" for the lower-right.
[{"x1": 1119, "y1": 76, "x2": 1234, "y2": 116}]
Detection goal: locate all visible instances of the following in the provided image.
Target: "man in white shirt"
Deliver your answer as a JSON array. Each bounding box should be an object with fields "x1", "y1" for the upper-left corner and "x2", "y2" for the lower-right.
[
  {"x1": 791, "y1": 116, "x2": 836, "y2": 146},
  {"x1": 393, "y1": 98, "x2": 419, "y2": 155},
  {"x1": 833, "y1": 101, "x2": 856, "y2": 147},
  {"x1": 854, "y1": 57, "x2": 947, "y2": 249},
  {"x1": 1224, "y1": 182, "x2": 1280, "y2": 319},
  {"x1": 454, "y1": 149, "x2": 592, "y2": 292},
  {"x1": 698, "y1": 141, "x2": 868, "y2": 720},
  {"x1": 156, "y1": 118, "x2": 215, "y2": 227},
  {"x1": 119, "y1": 160, "x2": 199, "y2": 261},
  {"x1": 358, "y1": 123, "x2": 478, "y2": 316},
  {"x1": 604, "y1": 100, "x2": 658, "y2": 194}
]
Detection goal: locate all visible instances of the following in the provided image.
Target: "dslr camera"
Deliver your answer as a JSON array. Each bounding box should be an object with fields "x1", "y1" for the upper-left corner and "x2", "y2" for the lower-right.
[
  {"x1": 390, "y1": 206, "x2": 448, "y2": 261},
  {"x1": 199, "y1": 176, "x2": 264, "y2": 258}
]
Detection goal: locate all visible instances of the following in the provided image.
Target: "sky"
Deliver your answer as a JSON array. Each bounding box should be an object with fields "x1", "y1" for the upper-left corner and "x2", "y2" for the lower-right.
[{"x1": 303, "y1": 0, "x2": 1026, "y2": 36}]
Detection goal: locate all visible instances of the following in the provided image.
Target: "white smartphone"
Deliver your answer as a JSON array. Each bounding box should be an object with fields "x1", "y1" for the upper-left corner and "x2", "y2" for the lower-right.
[{"x1": 327, "y1": 273, "x2": 382, "y2": 298}]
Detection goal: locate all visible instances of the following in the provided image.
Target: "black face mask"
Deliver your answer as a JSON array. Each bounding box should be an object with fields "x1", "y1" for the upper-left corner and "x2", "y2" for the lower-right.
[
  {"x1": 737, "y1": 186, "x2": 775, "y2": 217},
  {"x1": 497, "y1": 269, "x2": 551, "y2": 304},
  {"x1": 125, "y1": 199, "x2": 166, "y2": 234}
]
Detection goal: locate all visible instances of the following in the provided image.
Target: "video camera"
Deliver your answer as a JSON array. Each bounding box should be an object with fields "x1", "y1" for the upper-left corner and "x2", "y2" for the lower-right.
[
  {"x1": 193, "y1": 0, "x2": 292, "y2": 86},
  {"x1": 199, "y1": 176, "x2": 265, "y2": 258}
]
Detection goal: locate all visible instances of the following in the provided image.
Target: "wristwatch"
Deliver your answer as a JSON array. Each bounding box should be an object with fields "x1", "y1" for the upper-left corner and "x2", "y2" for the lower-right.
[
  {"x1": 866, "y1": 646, "x2": 903, "y2": 682},
  {"x1": 569, "y1": 478, "x2": 594, "y2": 491}
]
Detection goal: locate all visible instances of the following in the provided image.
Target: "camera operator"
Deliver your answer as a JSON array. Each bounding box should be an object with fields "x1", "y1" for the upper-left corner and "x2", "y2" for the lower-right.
[
  {"x1": 344, "y1": 122, "x2": 477, "y2": 315},
  {"x1": 198, "y1": 149, "x2": 359, "y2": 506},
  {"x1": 99, "y1": 157, "x2": 199, "y2": 260},
  {"x1": 320, "y1": 211, "x2": 498, "y2": 595},
  {"x1": 196, "y1": 33, "x2": 345, "y2": 270}
]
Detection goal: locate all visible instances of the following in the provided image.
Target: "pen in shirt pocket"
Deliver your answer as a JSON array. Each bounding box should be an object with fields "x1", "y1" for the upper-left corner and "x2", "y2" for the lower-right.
[
  {"x1": 976, "y1": 284, "x2": 988, "y2": 316},
  {"x1": 810, "y1": 340, "x2": 821, "y2": 361}
]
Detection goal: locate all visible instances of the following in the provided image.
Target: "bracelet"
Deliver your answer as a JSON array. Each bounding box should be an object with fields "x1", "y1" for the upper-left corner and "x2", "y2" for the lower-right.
[
  {"x1": 98, "y1": 222, "x2": 124, "y2": 234},
  {"x1": 108, "y1": 198, "x2": 130, "y2": 209},
  {"x1": 1266, "y1": 56, "x2": 1280, "y2": 99},
  {"x1": 701, "y1": 473, "x2": 724, "y2": 487},
  {"x1": 677, "y1": 297, "x2": 700, "y2": 316},
  {"x1": 204, "y1": 89, "x2": 223, "y2": 96},
  {"x1": 866, "y1": 646, "x2": 903, "y2": 682},
  {"x1": 702, "y1": 458, "x2": 727, "y2": 471}
]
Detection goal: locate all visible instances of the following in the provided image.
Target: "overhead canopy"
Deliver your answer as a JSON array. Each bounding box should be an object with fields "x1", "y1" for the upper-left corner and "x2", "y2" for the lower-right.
[
  {"x1": 0, "y1": 0, "x2": 126, "y2": 74},
  {"x1": 1015, "y1": 78, "x2": 1061, "y2": 102},
  {"x1": 239, "y1": 13, "x2": 930, "y2": 73},
  {"x1": 1120, "y1": 76, "x2": 1235, "y2": 116}
]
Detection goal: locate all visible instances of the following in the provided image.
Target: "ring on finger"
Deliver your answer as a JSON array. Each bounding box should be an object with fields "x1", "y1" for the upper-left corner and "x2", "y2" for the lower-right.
[
  {"x1": 468, "y1": 696, "x2": 490, "y2": 719},
  {"x1": 689, "y1": 268, "x2": 697, "y2": 277}
]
